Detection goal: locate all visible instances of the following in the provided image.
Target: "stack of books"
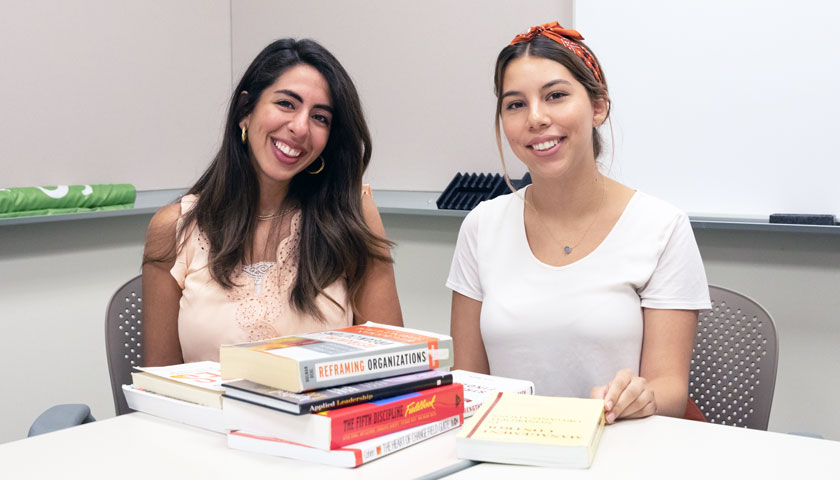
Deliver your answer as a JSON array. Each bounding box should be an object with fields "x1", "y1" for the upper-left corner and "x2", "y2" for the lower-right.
[
  {"x1": 219, "y1": 322, "x2": 464, "y2": 467},
  {"x1": 123, "y1": 322, "x2": 539, "y2": 468}
]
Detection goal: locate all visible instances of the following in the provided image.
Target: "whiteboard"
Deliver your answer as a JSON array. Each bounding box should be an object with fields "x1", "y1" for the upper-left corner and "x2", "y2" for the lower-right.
[{"x1": 575, "y1": 0, "x2": 840, "y2": 216}]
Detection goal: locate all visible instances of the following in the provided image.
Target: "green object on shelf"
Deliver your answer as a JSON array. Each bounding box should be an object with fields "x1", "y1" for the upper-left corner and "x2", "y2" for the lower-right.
[{"x1": 0, "y1": 184, "x2": 136, "y2": 218}]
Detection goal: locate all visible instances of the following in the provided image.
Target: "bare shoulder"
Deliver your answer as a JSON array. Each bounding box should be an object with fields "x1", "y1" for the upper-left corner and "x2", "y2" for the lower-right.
[
  {"x1": 361, "y1": 184, "x2": 375, "y2": 209},
  {"x1": 148, "y1": 203, "x2": 182, "y2": 236},
  {"x1": 144, "y1": 202, "x2": 182, "y2": 261},
  {"x1": 360, "y1": 185, "x2": 384, "y2": 234}
]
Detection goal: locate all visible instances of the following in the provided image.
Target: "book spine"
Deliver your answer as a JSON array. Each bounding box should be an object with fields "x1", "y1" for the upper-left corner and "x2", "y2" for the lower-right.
[
  {"x1": 327, "y1": 383, "x2": 464, "y2": 449},
  {"x1": 298, "y1": 345, "x2": 440, "y2": 390},
  {"x1": 351, "y1": 414, "x2": 462, "y2": 465},
  {"x1": 227, "y1": 414, "x2": 462, "y2": 468},
  {"x1": 304, "y1": 373, "x2": 454, "y2": 414}
]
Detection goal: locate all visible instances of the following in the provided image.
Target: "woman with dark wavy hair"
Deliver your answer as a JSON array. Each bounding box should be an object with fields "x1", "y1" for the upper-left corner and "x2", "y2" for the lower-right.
[{"x1": 142, "y1": 38, "x2": 402, "y2": 366}]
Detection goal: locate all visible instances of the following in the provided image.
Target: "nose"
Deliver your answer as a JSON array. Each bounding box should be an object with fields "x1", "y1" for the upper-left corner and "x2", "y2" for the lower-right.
[
  {"x1": 527, "y1": 102, "x2": 550, "y2": 130},
  {"x1": 287, "y1": 110, "x2": 309, "y2": 139}
]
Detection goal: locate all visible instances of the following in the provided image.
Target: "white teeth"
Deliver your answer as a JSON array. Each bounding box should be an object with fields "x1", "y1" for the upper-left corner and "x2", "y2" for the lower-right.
[
  {"x1": 274, "y1": 140, "x2": 302, "y2": 157},
  {"x1": 532, "y1": 139, "x2": 560, "y2": 151}
]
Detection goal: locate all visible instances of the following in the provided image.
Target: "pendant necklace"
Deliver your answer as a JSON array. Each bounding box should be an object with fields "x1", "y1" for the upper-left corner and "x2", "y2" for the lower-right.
[{"x1": 533, "y1": 178, "x2": 606, "y2": 255}]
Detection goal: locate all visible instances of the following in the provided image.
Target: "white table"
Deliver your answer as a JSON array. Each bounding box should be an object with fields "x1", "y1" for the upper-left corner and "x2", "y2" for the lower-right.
[
  {"x1": 0, "y1": 413, "x2": 467, "y2": 480},
  {"x1": 445, "y1": 415, "x2": 840, "y2": 479}
]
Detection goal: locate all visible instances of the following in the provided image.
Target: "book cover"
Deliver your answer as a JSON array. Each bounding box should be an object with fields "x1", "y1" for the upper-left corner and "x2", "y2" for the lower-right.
[
  {"x1": 456, "y1": 393, "x2": 605, "y2": 469},
  {"x1": 220, "y1": 322, "x2": 453, "y2": 392},
  {"x1": 131, "y1": 361, "x2": 226, "y2": 408},
  {"x1": 223, "y1": 369, "x2": 453, "y2": 415},
  {"x1": 122, "y1": 385, "x2": 226, "y2": 433},
  {"x1": 223, "y1": 382, "x2": 464, "y2": 450},
  {"x1": 451, "y1": 370, "x2": 535, "y2": 418},
  {"x1": 227, "y1": 414, "x2": 462, "y2": 468}
]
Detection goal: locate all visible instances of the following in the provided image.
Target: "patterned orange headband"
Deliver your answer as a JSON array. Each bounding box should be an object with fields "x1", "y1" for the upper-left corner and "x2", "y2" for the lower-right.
[{"x1": 510, "y1": 21, "x2": 603, "y2": 84}]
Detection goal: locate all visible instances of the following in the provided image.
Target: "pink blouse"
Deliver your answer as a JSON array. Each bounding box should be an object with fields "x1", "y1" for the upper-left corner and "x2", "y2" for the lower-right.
[{"x1": 170, "y1": 195, "x2": 353, "y2": 362}]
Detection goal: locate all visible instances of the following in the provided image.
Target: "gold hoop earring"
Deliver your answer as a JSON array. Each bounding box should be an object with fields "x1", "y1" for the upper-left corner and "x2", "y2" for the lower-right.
[
  {"x1": 241, "y1": 127, "x2": 247, "y2": 144},
  {"x1": 308, "y1": 156, "x2": 325, "y2": 175}
]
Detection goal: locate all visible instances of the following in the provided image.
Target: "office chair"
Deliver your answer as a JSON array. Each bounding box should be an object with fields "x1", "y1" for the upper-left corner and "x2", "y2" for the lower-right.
[
  {"x1": 29, "y1": 275, "x2": 143, "y2": 436},
  {"x1": 105, "y1": 274, "x2": 144, "y2": 416},
  {"x1": 689, "y1": 285, "x2": 779, "y2": 430}
]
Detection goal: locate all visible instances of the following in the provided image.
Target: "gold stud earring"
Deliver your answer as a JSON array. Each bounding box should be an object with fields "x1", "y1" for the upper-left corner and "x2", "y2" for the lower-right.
[
  {"x1": 241, "y1": 127, "x2": 247, "y2": 144},
  {"x1": 307, "y1": 156, "x2": 325, "y2": 175}
]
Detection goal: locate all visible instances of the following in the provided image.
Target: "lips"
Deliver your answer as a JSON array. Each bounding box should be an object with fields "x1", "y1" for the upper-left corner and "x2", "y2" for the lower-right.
[
  {"x1": 527, "y1": 136, "x2": 564, "y2": 151},
  {"x1": 526, "y1": 136, "x2": 565, "y2": 156},
  {"x1": 271, "y1": 137, "x2": 306, "y2": 165}
]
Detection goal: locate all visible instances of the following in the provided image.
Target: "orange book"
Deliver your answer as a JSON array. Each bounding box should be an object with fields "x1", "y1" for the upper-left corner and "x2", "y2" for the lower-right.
[{"x1": 224, "y1": 383, "x2": 463, "y2": 450}]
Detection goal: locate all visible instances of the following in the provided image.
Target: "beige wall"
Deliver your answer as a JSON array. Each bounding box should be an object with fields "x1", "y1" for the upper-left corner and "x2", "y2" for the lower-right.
[{"x1": 0, "y1": 0, "x2": 231, "y2": 190}]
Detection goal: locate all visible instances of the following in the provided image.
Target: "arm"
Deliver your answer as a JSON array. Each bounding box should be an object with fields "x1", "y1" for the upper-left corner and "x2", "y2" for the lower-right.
[
  {"x1": 592, "y1": 308, "x2": 698, "y2": 422},
  {"x1": 141, "y1": 203, "x2": 185, "y2": 366},
  {"x1": 354, "y1": 188, "x2": 403, "y2": 327},
  {"x1": 450, "y1": 292, "x2": 490, "y2": 374}
]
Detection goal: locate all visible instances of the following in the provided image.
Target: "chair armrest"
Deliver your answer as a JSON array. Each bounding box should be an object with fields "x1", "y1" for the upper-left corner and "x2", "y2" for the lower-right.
[{"x1": 27, "y1": 404, "x2": 96, "y2": 437}]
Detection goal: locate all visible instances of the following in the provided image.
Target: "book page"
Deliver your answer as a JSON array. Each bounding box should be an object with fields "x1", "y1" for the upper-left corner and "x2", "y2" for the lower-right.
[{"x1": 137, "y1": 361, "x2": 225, "y2": 391}]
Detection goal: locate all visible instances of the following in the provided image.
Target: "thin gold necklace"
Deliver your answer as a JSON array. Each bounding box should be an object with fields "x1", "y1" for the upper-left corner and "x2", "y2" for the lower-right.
[
  {"x1": 530, "y1": 178, "x2": 607, "y2": 255},
  {"x1": 256, "y1": 205, "x2": 293, "y2": 221}
]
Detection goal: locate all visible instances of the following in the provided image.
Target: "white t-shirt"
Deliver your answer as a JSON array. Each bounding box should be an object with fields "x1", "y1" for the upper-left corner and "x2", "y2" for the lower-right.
[{"x1": 446, "y1": 188, "x2": 711, "y2": 397}]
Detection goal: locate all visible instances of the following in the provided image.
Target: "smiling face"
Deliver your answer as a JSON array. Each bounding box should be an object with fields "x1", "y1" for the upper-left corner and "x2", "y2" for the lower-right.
[
  {"x1": 500, "y1": 55, "x2": 607, "y2": 180},
  {"x1": 240, "y1": 64, "x2": 333, "y2": 189}
]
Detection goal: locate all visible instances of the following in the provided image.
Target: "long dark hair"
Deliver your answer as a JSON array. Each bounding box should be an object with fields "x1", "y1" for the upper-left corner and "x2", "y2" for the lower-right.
[
  {"x1": 493, "y1": 35, "x2": 610, "y2": 172},
  {"x1": 155, "y1": 38, "x2": 391, "y2": 320}
]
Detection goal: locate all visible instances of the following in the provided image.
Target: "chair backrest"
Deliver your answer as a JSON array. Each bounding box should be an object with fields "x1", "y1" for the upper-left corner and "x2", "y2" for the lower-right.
[
  {"x1": 105, "y1": 274, "x2": 143, "y2": 416},
  {"x1": 689, "y1": 285, "x2": 779, "y2": 430}
]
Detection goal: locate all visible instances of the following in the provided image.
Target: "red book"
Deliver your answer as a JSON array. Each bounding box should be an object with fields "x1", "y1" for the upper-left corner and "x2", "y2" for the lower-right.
[{"x1": 223, "y1": 382, "x2": 464, "y2": 450}]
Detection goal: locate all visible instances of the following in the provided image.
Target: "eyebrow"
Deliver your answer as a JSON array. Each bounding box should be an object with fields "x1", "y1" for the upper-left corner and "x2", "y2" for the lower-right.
[
  {"x1": 500, "y1": 79, "x2": 573, "y2": 100},
  {"x1": 274, "y1": 89, "x2": 334, "y2": 114}
]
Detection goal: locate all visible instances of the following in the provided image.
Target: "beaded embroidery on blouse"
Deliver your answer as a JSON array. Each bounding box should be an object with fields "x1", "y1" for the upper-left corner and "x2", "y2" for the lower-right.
[{"x1": 226, "y1": 212, "x2": 302, "y2": 342}]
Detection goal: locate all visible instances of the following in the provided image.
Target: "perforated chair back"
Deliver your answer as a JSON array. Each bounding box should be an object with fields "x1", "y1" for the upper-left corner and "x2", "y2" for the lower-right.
[
  {"x1": 105, "y1": 275, "x2": 143, "y2": 416},
  {"x1": 689, "y1": 285, "x2": 778, "y2": 430}
]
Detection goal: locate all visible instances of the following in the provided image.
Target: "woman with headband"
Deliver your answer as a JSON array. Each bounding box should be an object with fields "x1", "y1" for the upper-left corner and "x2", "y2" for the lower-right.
[
  {"x1": 142, "y1": 39, "x2": 402, "y2": 365},
  {"x1": 447, "y1": 23, "x2": 710, "y2": 423}
]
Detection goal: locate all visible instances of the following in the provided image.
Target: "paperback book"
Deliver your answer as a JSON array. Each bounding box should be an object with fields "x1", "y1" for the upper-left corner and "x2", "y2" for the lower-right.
[
  {"x1": 122, "y1": 385, "x2": 226, "y2": 433},
  {"x1": 223, "y1": 369, "x2": 453, "y2": 415},
  {"x1": 223, "y1": 382, "x2": 464, "y2": 450},
  {"x1": 131, "y1": 361, "x2": 226, "y2": 408},
  {"x1": 451, "y1": 370, "x2": 535, "y2": 418},
  {"x1": 456, "y1": 393, "x2": 605, "y2": 469},
  {"x1": 228, "y1": 414, "x2": 462, "y2": 468},
  {"x1": 220, "y1": 322, "x2": 453, "y2": 392}
]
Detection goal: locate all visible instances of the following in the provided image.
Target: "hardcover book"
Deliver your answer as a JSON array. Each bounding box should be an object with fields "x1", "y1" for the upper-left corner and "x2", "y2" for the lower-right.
[
  {"x1": 223, "y1": 369, "x2": 453, "y2": 415},
  {"x1": 456, "y1": 393, "x2": 605, "y2": 469},
  {"x1": 131, "y1": 361, "x2": 225, "y2": 408},
  {"x1": 227, "y1": 414, "x2": 462, "y2": 468},
  {"x1": 451, "y1": 370, "x2": 535, "y2": 418},
  {"x1": 220, "y1": 322, "x2": 453, "y2": 392},
  {"x1": 223, "y1": 382, "x2": 464, "y2": 450}
]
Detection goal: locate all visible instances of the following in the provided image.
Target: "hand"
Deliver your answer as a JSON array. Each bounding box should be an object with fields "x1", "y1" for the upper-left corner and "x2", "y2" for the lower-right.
[{"x1": 590, "y1": 369, "x2": 657, "y2": 424}]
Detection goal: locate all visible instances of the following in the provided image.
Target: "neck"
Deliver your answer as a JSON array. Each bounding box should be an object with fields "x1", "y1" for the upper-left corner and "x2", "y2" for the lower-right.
[
  {"x1": 527, "y1": 160, "x2": 605, "y2": 221},
  {"x1": 257, "y1": 177, "x2": 290, "y2": 216}
]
